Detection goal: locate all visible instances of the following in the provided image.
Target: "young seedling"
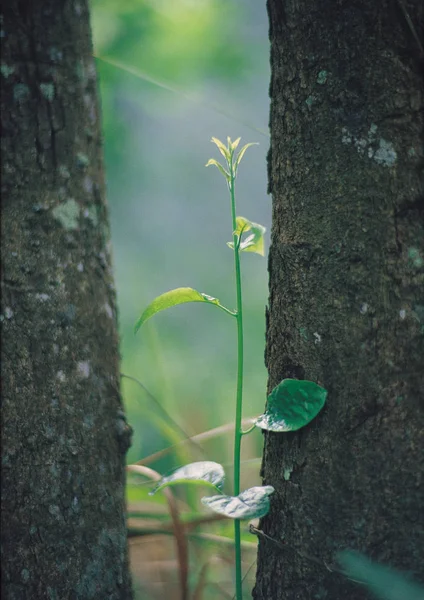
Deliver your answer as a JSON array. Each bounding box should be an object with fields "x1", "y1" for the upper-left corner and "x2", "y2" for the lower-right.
[{"x1": 134, "y1": 136, "x2": 327, "y2": 600}]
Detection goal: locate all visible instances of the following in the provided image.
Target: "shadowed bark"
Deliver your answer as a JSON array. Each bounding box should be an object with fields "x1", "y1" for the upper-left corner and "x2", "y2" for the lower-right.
[
  {"x1": 1, "y1": 1, "x2": 133, "y2": 598},
  {"x1": 254, "y1": 1, "x2": 423, "y2": 598}
]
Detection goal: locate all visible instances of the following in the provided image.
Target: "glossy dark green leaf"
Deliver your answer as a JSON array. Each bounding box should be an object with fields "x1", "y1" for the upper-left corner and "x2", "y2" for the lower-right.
[
  {"x1": 337, "y1": 551, "x2": 424, "y2": 600},
  {"x1": 201, "y1": 485, "x2": 274, "y2": 520},
  {"x1": 150, "y1": 461, "x2": 225, "y2": 496},
  {"x1": 255, "y1": 379, "x2": 327, "y2": 432}
]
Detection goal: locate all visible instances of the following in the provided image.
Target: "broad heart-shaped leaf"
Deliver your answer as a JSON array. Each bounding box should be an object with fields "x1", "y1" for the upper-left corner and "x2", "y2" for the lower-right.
[
  {"x1": 337, "y1": 551, "x2": 424, "y2": 600},
  {"x1": 150, "y1": 461, "x2": 225, "y2": 496},
  {"x1": 227, "y1": 216, "x2": 266, "y2": 257},
  {"x1": 134, "y1": 287, "x2": 233, "y2": 333},
  {"x1": 201, "y1": 485, "x2": 274, "y2": 520},
  {"x1": 255, "y1": 379, "x2": 327, "y2": 432}
]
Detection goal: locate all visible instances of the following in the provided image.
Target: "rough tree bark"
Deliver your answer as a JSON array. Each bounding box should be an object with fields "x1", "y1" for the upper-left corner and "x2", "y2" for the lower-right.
[
  {"x1": 254, "y1": 1, "x2": 423, "y2": 598},
  {"x1": 1, "y1": 2, "x2": 133, "y2": 599}
]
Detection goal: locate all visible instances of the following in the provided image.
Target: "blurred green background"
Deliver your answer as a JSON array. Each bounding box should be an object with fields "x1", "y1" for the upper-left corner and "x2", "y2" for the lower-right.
[{"x1": 91, "y1": 0, "x2": 270, "y2": 596}]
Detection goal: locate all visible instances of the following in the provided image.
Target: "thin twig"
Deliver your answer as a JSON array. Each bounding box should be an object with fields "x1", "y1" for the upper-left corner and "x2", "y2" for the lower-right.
[
  {"x1": 249, "y1": 526, "x2": 338, "y2": 571},
  {"x1": 191, "y1": 561, "x2": 209, "y2": 600},
  {"x1": 128, "y1": 464, "x2": 189, "y2": 600},
  {"x1": 188, "y1": 532, "x2": 257, "y2": 550},
  {"x1": 94, "y1": 55, "x2": 270, "y2": 138},
  {"x1": 231, "y1": 557, "x2": 257, "y2": 600},
  {"x1": 395, "y1": 0, "x2": 424, "y2": 57},
  {"x1": 249, "y1": 526, "x2": 364, "y2": 583},
  {"x1": 135, "y1": 417, "x2": 256, "y2": 466},
  {"x1": 121, "y1": 372, "x2": 204, "y2": 457},
  {"x1": 128, "y1": 513, "x2": 228, "y2": 537}
]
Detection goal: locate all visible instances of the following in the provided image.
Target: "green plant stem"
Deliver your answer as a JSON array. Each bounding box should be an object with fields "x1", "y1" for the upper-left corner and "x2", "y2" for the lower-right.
[
  {"x1": 218, "y1": 304, "x2": 238, "y2": 317},
  {"x1": 241, "y1": 423, "x2": 256, "y2": 435},
  {"x1": 230, "y1": 160, "x2": 244, "y2": 600}
]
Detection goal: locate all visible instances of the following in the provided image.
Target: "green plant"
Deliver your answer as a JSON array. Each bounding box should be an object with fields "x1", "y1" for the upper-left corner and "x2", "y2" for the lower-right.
[
  {"x1": 132, "y1": 136, "x2": 327, "y2": 599},
  {"x1": 338, "y1": 550, "x2": 424, "y2": 600}
]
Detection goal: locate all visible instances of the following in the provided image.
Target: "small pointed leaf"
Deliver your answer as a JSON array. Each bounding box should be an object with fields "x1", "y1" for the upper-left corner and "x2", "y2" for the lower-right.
[
  {"x1": 211, "y1": 137, "x2": 230, "y2": 162},
  {"x1": 337, "y1": 551, "x2": 424, "y2": 600},
  {"x1": 150, "y1": 461, "x2": 225, "y2": 496},
  {"x1": 201, "y1": 485, "x2": 274, "y2": 520},
  {"x1": 135, "y1": 287, "x2": 230, "y2": 333},
  {"x1": 230, "y1": 137, "x2": 241, "y2": 152},
  {"x1": 255, "y1": 379, "x2": 327, "y2": 432},
  {"x1": 205, "y1": 158, "x2": 230, "y2": 181},
  {"x1": 234, "y1": 143, "x2": 258, "y2": 171}
]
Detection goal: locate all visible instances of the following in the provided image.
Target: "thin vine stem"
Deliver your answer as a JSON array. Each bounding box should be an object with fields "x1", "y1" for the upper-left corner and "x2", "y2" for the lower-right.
[{"x1": 229, "y1": 154, "x2": 244, "y2": 600}]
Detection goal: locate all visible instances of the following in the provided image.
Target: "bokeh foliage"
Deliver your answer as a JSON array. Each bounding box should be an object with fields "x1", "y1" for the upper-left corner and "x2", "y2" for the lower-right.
[{"x1": 91, "y1": 1, "x2": 270, "y2": 596}]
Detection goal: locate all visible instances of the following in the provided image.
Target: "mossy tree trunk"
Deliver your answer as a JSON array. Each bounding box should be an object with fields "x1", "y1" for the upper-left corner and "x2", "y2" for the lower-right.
[
  {"x1": 254, "y1": 1, "x2": 423, "y2": 598},
  {"x1": 1, "y1": 1, "x2": 133, "y2": 598}
]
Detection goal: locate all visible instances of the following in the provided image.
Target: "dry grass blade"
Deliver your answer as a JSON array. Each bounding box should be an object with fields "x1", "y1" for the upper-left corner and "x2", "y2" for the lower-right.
[
  {"x1": 395, "y1": 0, "x2": 424, "y2": 57},
  {"x1": 121, "y1": 373, "x2": 204, "y2": 458},
  {"x1": 128, "y1": 513, "x2": 228, "y2": 538},
  {"x1": 231, "y1": 557, "x2": 257, "y2": 600},
  {"x1": 136, "y1": 417, "x2": 256, "y2": 466},
  {"x1": 187, "y1": 532, "x2": 257, "y2": 550},
  {"x1": 94, "y1": 55, "x2": 270, "y2": 138},
  {"x1": 191, "y1": 561, "x2": 209, "y2": 600},
  {"x1": 209, "y1": 581, "x2": 234, "y2": 599},
  {"x1": 128, "y1": 464, "x2": 189, "y2": 600}
]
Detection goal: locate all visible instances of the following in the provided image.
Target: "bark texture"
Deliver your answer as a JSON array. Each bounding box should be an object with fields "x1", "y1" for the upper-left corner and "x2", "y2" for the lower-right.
[
  {"x1": 1, "y1": 2, "x2": 133, "y2": 598},
  {"x1": 254, "y1": 1, "x2": 424, "y2": 598}
]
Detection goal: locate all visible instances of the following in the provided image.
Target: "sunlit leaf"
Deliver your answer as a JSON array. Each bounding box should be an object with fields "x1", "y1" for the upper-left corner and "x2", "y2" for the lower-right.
[
  {"x1": 150, "y1": 461, "x2": 225, "y2": 495},
  {"x1": 135, "y1": 287, "x2": 233, "y2": 333},
  {"x1": 239, "y1": 222, "x2": 266, "y2": 256},
  {"x1": 234, "y1": 142, "x2": 258, "y2": 172},
  {"x1": 211, "y1": 137, "x2": 230, "y2": 162},
  {"x1": 227, "y1": 216, "x2": 266, "y2": 256},
  {"x1": 230, "y1": 136, "x2": 241, "y2": 152},
  {"x1": 234, "y1": 216, "x2": 251, "y2": 237},
  {"x1": 201, "y1": 486, "x2": 274, "y2": 520},
  {"x1": 205, "y1": 158, "x2": 230, "y2": 181},
  {"x1": 255, "y1": 379, "x2": 327, "y2": 432},
  {"x1": 337, "y1": 551, "x2": 424, "y2": 600}
]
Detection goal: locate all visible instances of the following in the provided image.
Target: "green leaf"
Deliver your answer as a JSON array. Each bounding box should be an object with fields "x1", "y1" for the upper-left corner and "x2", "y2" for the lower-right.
[
  {"x1": 234, "y1": 216, "x2": 251, "y2": 237},
  {"x1": 205, "y1": 158, "x2": 230, "y2": 181},
  {"x1": 229, "y1": 136, "x2": 241, "y2": 152},
  {"x1": 134, "y1": 287, "x2": 233, "y2": 333},
  {"x1": 234, "y1": 142, "x2": 258, "y2": 172},
  {"x1": 337, "y1": 551, "x2": 424, "y2": 600},
  {"x1": 255, "y1": 379, "x2": 327, "y2": 432},
  {"x1": 239, "y1": 222, "x2": 266, "y2": 256},
  {"x1": 150, "y1": 461, "x2": 225, "y2": 496},
  {"x1": 201, "y1": 485, "x2": 274, "y2": 520},
  {"x1": 211, "y1": 137, "x2": 230, "y2": 162},
  {"x1": 227, "y1": 216, "x2": 266, "y2": 256}
]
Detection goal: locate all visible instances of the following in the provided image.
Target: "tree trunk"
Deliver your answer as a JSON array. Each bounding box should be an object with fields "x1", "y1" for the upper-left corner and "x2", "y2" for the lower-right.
[
  {"x1": 1, "y1": 2, "x2": 133, "y2": 598},
  {"x1": 254, "y1": 1, "x2": 423, "y2": 598}
]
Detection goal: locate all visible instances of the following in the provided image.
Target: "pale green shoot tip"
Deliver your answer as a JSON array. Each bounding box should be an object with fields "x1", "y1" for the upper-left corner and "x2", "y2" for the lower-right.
[{"x1": 208, "y1": 137, "x2": 258, "y2": 180}]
